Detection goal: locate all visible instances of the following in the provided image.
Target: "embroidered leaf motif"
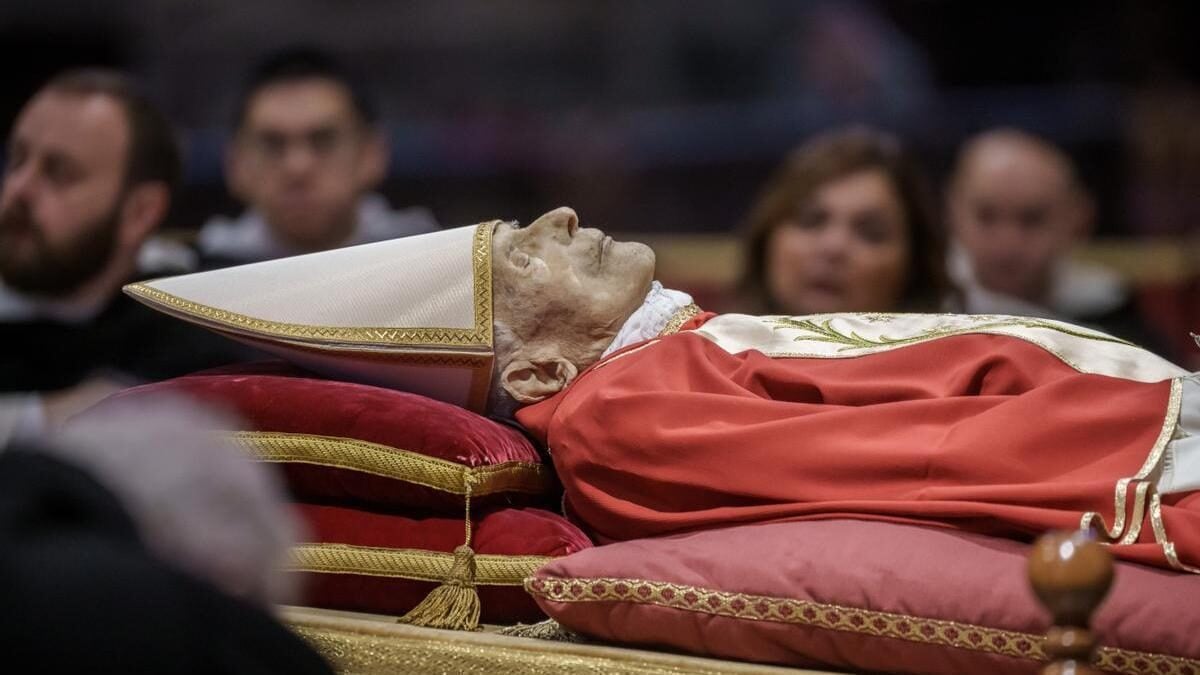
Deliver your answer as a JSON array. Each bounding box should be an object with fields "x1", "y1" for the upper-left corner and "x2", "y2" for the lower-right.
[{"x1": 769, "y1": 316, "x2": 1134, "y2": 352}]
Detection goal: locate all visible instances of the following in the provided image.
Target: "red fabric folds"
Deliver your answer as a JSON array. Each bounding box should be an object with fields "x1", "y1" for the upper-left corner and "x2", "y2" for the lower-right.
[{"x1": 518, "y1": 328, "x2": 1198, "y2": 571}]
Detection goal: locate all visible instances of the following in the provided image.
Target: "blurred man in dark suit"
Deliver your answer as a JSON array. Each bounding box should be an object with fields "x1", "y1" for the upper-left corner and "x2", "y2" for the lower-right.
[{"x1": 0, "y1": 69, "x2": 250, "y2": 442}]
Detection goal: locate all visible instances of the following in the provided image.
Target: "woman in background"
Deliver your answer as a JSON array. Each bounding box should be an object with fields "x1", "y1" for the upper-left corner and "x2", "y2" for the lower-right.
[{"x1": 738, "y1": 127, "x2": 954, "y2": 314}]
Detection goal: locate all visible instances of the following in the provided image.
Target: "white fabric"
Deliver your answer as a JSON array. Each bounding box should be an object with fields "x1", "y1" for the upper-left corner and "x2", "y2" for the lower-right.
[
  {"x1": 141, "y1": 225, "x2": 480, "y2": 331},
  {"x1": 197, "y1": 194, "x2": 437, "y2": 263},
  {"x1": 696, "y1": 312, "x2": 1189, "y2": 383},
  {"x1": 0, "y1": 392, "x2": 45, "y2": 446},
  {"x1": 1159, "y1": 377, "x2": 1200, "y2": 495},
  {"x1": 601, "y1": 282, "x2": 694, "y2": 358},
  {"x1": 949, "y1": 246, "x2": 1130, "y2": 319}
]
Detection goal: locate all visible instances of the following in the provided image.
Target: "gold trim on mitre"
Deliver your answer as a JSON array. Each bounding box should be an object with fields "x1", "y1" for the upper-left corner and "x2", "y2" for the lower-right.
[{"x1": 125, "y1": 222, "x2": 496, "y2": 349}]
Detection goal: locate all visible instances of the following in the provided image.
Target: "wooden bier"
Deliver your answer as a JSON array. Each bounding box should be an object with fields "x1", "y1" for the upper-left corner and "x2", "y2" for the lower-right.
[{"x1": 1028, "y1": 530, "x2": 1115, "y2": 675}]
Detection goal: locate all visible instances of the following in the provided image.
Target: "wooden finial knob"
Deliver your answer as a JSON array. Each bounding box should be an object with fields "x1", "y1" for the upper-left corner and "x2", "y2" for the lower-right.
[{"x1": 1028, "y1": 530, "x2": 1114, "y2": 675}]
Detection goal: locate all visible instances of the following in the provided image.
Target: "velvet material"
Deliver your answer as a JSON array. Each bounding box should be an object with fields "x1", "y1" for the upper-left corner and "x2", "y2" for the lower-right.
[
  {"x1": 85, "y1": 363, "x2": 550, "y2": 511},
  {"x1": 529, "y1": 519, "x2": 1200, "y2": 674},
  {"x1": 295, "y1": 504, "x2": 591, "y2": 622}
]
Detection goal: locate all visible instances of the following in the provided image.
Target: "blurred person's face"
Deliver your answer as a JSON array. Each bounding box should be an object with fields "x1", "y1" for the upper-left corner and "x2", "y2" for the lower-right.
[
  {"x1": 0, "y1": 91, "x2": 129, "y2": 295},
  {"x1": 765, "y1": 169, "x2": 910, "y2": 314},
  {"x1": 227, "y1": 78, "x2": 386, "y2": 252},
  {"x1": 492, "y1": 207, "x2": 655, "y2": 403},
  {"x1": 949, "y1": 144, "x2": 1090, "y2": 303}
]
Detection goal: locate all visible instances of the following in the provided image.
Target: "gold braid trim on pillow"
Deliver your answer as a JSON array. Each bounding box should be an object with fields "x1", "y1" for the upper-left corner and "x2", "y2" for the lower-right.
[
  {"x1": 225, "y1": 431, "x2": 552, "y2": 496},
  {"x1": 290, "y1": 543, "x2": 551, "y2": 586},
  {"x1": 527, "y1": 576, "x2": 1200, "y2": 675}
]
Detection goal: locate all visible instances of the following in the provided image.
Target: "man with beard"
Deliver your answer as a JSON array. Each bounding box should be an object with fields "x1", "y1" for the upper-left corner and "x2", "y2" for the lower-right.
[{"x1": 0, "y1": 70, "x2": 249, "y2": 441}]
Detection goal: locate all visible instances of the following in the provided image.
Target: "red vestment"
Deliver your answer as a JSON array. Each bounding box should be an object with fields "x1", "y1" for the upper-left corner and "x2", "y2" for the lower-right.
[{"x1": 518, "y1": 312, "x2": 1200, "y2": 572}]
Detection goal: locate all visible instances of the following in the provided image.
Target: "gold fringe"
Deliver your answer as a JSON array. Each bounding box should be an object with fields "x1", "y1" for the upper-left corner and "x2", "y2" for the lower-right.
[{"x1": 396, "y1": 476, "x2": 483, "y2": 630}]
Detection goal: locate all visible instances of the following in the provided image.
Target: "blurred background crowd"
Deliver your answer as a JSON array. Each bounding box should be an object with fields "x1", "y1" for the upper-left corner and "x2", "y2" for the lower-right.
[
  {"x1": 1, "y1": 2, "x2": 1198, "y2": 668},
  {"x1": 3, "y1": 1, "x2": 1198, "y2": 361}
]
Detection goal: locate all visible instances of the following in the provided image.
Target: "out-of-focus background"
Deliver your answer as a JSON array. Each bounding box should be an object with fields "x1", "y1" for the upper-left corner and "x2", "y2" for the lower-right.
[{"x1": 2, "y1": 0, "x2": 1197, "y2": 361}]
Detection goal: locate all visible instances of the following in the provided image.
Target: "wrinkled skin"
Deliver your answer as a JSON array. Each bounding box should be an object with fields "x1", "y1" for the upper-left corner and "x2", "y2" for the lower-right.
[{"x1": 491, "y1": 207, "x2": 655, "y2": 403}]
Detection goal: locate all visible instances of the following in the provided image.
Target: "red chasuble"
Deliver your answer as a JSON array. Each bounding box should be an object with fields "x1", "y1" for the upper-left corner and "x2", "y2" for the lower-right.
[{"x1": 517, "y1": 311, "x2": 1200, "y2": 572}]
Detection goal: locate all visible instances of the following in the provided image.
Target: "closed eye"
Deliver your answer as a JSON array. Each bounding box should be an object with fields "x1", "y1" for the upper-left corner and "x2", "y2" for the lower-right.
[{"x1": 511, "y1": 250, "x2": 531, "y2": 268}]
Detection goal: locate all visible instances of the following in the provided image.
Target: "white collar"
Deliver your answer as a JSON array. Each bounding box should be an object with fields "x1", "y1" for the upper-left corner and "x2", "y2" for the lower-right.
[
  {"x1": 949, "y1": 246, "x2": 1128, "y2": 318},
  {"x1": 601, "y1": 282, "x2": 694, "y2": 358}
]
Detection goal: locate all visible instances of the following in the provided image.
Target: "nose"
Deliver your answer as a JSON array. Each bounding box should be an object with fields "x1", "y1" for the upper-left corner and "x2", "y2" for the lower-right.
[
  {"x1": 813, "y1": 220, "x2": 853, "y2": 260},
  {"x1": 0, "y1": 162, "x2": 36, "y2": 212},
  {"x1": 527, "y1": 206, "x2": 579, "y2": 240},
  {"x1": 281, "y1": 142, "x2": 318, "y2": 177}
]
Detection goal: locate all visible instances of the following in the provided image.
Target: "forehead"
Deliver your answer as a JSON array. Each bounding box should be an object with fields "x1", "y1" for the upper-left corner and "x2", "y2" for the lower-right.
[
  {"x1": 13, "y1": 90, "x2": 130, "y2": 168},
  {"x1": 242, "y1": 78, "x2": 358, "y2": 131},
  {"x1": 961, "y1": 145, "x2": 1071, "y2": 203},
  {"x1": 815, "y1": 168, "x2": 899, "y2": 204}
]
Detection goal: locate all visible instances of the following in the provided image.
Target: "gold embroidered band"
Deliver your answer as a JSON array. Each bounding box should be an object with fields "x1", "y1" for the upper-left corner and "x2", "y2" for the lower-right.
[{"x1": 658, "y1": 304, "x2": 702, "y2": 337}]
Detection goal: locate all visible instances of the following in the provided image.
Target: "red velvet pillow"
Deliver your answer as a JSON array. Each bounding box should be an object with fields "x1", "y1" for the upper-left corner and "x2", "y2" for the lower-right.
[
  {"x1": 292, "y1": 504, "x2": 590, "y2": 623},
  {"x1": 84, "y1": 362, "x2": 553, "y2": 511},
  {"x1": 528, "y1": 519, "x2": 1200, "y2": 674}
]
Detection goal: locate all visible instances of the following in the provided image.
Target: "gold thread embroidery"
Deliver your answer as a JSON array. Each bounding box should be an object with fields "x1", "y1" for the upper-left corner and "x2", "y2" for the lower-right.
[
  {"x1": 527, "y1": 576, "x2": 1200, "y2": 674},
  {"x1": 124, "y1": 221, "x2": 496, "y2": 349},
  {"x1": 226, "y1": 432, "x2": 551, "y2": 496},
  {"x1": 290, "y1": 543, "x2": 550, "y2": 585},
  {"x1": 658, "y1": 304, "x2": 702, "y2": 337},
  {"x1": 769, "y1": 315, "x2": 1134, "y2": 352},
  {"x1": 1149, "y1": 493, "x2": 1200, "y2": 573}
]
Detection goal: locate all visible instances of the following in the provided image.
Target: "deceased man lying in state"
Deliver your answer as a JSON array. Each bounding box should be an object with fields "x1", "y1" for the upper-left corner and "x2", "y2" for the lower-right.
[
  {"x1": 492, "y1": 207, "x2": 1200, "y2": 574},
  {"x1": 130, "y1": 206, "x2": 1200, "y2": 574}
]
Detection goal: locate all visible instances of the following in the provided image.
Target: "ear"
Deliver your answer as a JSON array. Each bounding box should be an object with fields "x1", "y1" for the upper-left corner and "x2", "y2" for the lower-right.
[
  {"x1": 118, "y1": 182, "x2": 170, "y2": 247},
  {"x1": 357, "y1": 129, "x2": 388, "y2": 190},
  {"x1": 500, "y1": 356, "x2": 579, "y2": 403}
]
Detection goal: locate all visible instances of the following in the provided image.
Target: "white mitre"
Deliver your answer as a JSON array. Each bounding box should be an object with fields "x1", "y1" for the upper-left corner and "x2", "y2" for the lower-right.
[{"x1": 125, "y1": 223, "x2": 498, "y2": 412}]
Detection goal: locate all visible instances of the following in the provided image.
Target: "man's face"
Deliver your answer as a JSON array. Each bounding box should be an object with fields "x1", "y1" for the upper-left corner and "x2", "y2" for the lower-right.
[
  {"x1": 492, "y1": 207, "x2": 656, "y2": 368},
  {"x1": 228, "y1": 78, "x2": 382, "y2": 251},
  {"x1": 0, "y1": 90, "x2": 128, "y2": 295},
  {"x1": 949, "y1": 145, "x2": 1087, "y2": 302}
]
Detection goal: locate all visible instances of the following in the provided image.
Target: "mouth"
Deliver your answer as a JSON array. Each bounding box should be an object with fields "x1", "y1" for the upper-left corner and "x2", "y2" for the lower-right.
[
  {"x1": 803, "y1": 278, "x2": 845, "y2": 297},
  {"x1": 599, "y1": 235, "x2": 612, "y2": 265}
]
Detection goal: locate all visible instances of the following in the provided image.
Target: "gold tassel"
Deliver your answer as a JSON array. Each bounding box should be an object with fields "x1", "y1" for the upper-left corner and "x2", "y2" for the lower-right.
[
  {"x1": 395, "y1": 544, "x2": 481, "y2": 630},
  {"x1": 397, "y1": 476, "x2": 482, "y2": 631}
]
